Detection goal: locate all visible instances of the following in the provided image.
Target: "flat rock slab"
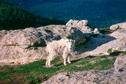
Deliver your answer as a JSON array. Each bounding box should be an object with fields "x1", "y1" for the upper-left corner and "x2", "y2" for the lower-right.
[
  {"x1": 41, "y1": 56, "x2": 126, "y2": 84},
  {"x1": 41, "y1": 69, "x2": 126, "y2": 84}
]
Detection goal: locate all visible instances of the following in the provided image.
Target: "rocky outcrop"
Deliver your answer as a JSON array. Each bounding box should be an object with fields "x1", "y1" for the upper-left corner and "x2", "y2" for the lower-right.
[
  {"x1": 0, "y1": 28, "x2": 47, "y2": 64},
  {"x1": 66, "y1": 19, "x2": 88, "y2": 27},
  {"x1": 42, "y1": 70, "x2": 126, "y2": 84},
  {"x1": 1, "y1": 28, "x2": 46, "y2": 49},
  {"x1": 37, "y1": 25, "x2": 86, "y2": 46},
  {"x1": 66, "y1": 19, "x2": 93, "y2": 34},
  {"x1": 80, "y1": 22, "x2": 126, "y2": 56},
  {"x1": 0, "y1": 27, "x2": 57, "y2": 64},
  {"x1": 42, "y1": 70, "x2": 113, "y2": 84},
  {"x1": 0, "y1": 19, "x2": 97, "y2": 65},
  {"x1": 1, "y1": 20, "x2": 126, "y2": 65},
  {"x1": 110, "y1": 22, "x2": 126, "y2": 31},
  {"x1": 41, "y1": 56, "x2": 126, "y2": 84}
]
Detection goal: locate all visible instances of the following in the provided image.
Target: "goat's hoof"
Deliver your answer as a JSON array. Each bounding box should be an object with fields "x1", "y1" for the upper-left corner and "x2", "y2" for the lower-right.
[
  {"x1": 46, "y1": 64, "x2": 54, "y2": 68},
  {"x1": 68, "y1": 62, "x2": 71, "y2": 64},
  {"x1": 64, "y1": 64, "x2": 67, "y2": 66}
]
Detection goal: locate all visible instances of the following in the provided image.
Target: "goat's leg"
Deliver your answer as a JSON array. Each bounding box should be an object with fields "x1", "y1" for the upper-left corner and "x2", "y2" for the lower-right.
[
  {"x1": 46, "y1": 55, "x2": 54, "y2": 67},
  {"x1": 67, "y1": 56, "x2": 71, "y2": 64},
  {"x1": 63, "y1": 53, "x2": 67, "y2": 66}
]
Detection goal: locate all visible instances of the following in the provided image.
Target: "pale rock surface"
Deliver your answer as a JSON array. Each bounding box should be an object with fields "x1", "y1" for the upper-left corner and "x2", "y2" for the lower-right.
[
  {"x1": 42, "y1": 70, "x2": 126, "y2": 84},
  {"x1": 0, "y1": 47, "x2": 47, "y2": 64},
  {"x1": 0, "y1": 30, "x2": 10, "y2": 41},
  {"x1": 37, "y1": 25, "x2": 86, "y2": 46},
  {"x1": 83, "y1": 27, "x2": 126, "y2": 56},
  {"x1": 110, "y1": 22, "x2": 126, "y2": 31},
  {"x1": 42, "y1": 70, "x2": 113, "y2": 84},
  {"x1": 0, "y1": 28, "x2": 46, "y2": 49},
  {"x1": 66, "y1": 19, "x2": 93, "y2": 34},
  {"x1": 41, "y1": 56, "x2": 126, "y2": 84},
  {"x1": 66, "y1": 19, "x2": 88, "y2": 27},
  {"x1": 0, "y1": 28, "x2": 47, "y2": 64},
  {"x1": 114, "y1": 56, "x2": 126, "y2": 73}
]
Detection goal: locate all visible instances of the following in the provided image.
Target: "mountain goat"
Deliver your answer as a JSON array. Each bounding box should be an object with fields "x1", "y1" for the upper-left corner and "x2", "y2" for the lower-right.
[{"x1": 45, "y1": 38, "x2": 75, "y2": 67}]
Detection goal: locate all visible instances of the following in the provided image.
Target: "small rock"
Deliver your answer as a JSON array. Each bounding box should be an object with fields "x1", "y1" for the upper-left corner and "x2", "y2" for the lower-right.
[
  {"x1": 93, "y1": 28, "x2": 100, "y2": 34},
  {"x1": 114, "y1": 56, "x2": 126, "y2": 73}
]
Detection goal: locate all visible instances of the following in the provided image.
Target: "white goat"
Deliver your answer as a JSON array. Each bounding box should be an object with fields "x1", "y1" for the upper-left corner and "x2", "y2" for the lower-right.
[{"x1": 45, "y1": 38, "x2": 75, "y2": 67}]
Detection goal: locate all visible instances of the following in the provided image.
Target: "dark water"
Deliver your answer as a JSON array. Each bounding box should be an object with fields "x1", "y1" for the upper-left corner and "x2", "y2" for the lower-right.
[{"x1": 5, "y1": 0, "x2": 126, "y2": 28}]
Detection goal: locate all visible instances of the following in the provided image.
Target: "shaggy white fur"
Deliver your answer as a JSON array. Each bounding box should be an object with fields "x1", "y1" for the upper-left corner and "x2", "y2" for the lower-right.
[{"x1": 45, "y1": 38, "x2": 75, "y2": 67}]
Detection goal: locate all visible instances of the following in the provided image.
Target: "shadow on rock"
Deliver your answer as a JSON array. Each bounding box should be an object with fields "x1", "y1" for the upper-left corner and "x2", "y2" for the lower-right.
[{"x1": 75, "y1": 34, "x2": 116, "y2": 54}]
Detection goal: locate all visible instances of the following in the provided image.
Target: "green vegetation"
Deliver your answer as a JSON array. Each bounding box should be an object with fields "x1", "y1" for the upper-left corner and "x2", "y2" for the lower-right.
[
  {"x1": 0, "y1": 54, "x2": 117, "y2": 84},
  {"x1": 100, "y1": 28, "x2": 111, "y2": 34},
  {"x1": 107, "y1": 48, "x2": 113, "y2": 54},
  {"x1": 0, "y1": 0, "x2": 65, "y2": 30}
]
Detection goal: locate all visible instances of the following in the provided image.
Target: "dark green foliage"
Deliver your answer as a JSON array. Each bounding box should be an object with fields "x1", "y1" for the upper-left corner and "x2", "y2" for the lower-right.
[
  {"x1": 100, "y1": 28, "x2": 111, "y2": 34},
  {"x1": 0, "y1": 0, "x2": 65, "y2": 30}
]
